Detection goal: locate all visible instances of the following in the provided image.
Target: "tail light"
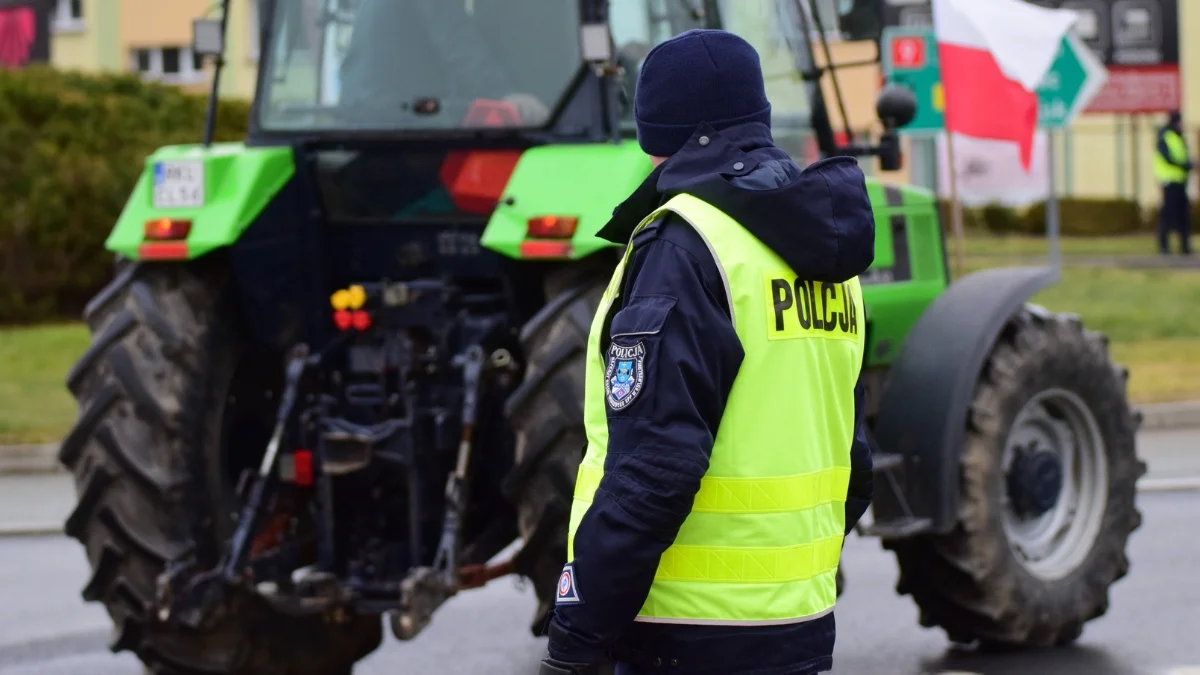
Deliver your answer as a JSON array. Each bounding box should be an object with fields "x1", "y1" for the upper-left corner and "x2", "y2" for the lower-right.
[
  {"x1": 526, "y1": 216, "x2": 578, "y2": 239},
  {"x1": 520, "y1": 241, "x2": 573, "y2": 258},
  {"x1": 144, "y1": 218, "x2": 192, "y2": 241}
]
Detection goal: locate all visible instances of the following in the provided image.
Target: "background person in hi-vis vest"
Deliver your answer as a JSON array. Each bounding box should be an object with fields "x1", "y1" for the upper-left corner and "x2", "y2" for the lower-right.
[
  {"x1": 537, "y1": 29, "x2": 876, "y2": 675},
  {"x1": 1154, "y1": 110, "x2": 1193, "y2": 256}
]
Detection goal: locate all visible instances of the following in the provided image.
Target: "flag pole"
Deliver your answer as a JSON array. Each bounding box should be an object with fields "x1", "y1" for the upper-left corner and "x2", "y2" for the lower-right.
[{"x1": 945, "y1": 131, "x2": 967, "y2": 280}]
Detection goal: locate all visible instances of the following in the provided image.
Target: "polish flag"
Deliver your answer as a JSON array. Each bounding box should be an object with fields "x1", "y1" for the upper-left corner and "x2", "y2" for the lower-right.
[{"x1": 933, "y1": 0, "x2": 1079, "y2": 171}]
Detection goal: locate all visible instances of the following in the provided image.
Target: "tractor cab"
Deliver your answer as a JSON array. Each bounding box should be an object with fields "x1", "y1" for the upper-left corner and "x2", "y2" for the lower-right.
[{"x1": 245, "y1": 0, "x2": 910, "y2": 157}]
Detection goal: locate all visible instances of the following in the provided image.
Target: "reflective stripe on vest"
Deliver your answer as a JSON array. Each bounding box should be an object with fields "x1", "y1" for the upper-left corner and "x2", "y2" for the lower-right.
[
  {"x1": 568, "y1": 193, "x2": 866, "y2": 626},
  {"x1": 1154, "y1": 130, "x2": 1189, "y2": 184}
]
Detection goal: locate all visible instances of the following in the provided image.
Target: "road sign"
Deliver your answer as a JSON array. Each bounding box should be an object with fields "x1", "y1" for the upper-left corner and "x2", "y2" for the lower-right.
[
  {"x1": 883, "y1": 0, "x2": 1175, "y2": 113},
  {"x1": 1035, "y1": 31, "x2": 1108, "y2": 128},
  {"x1": 881, "y1": 27, "x2": 943, "y2": 134},
  {"x1": 883, "y1": 27, "x2": 1109, "y2": 133},
  {"x1": 891, "y1": 34, "x2": 926, "y2": 69}
]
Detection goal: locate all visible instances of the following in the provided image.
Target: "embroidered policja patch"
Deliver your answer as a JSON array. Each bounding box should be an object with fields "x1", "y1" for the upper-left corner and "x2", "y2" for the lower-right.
[
  {"x1": 605, "y1": 342, "x2": 646, "y2": 410},
  {"x1": 556, "y1": 563, "x2": 583, "y2": 605}
]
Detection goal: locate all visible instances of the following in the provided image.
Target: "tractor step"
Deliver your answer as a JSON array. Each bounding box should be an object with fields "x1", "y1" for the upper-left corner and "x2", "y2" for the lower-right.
[
  {"x1": 871, "y1": 453, "x2": 904, "y2": 471},
  {"x1": 862, "y1": 517, "x2": 932, "y2": 538}
]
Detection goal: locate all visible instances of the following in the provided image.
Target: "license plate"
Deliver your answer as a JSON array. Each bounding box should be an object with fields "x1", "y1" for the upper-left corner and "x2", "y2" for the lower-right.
[{"x1": 152, "y1": 160, "x2": 205, "y2": 209}]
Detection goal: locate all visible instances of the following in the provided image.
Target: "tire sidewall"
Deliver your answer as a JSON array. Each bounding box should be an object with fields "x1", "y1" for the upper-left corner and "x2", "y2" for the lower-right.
[{"x1": 976, "y1": 318, "x2": 1138, "y2": 615}]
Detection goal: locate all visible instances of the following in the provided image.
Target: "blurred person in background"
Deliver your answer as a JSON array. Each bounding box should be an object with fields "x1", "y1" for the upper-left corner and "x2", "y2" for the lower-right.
[{"x1": 1154, "y1": 110, "x2": 1192, "y2": 256}]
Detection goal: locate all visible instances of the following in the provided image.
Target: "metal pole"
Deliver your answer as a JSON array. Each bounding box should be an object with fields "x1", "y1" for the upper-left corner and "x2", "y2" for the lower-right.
[
  {"x1": 1115, "y1": 115, "x2": 1126, "y2": 197},
  {"x1": 1131, "y1": 114, "x2": 1142, "y2": 206},
  {"x1": 946, "y1": 132, "x2": 966, "y2": 280},
  {"x1": 202, "y1": 0, "x2": 232, "y2": 148},
  {"x1": 1047, "y1": 129, "x2": 1061, "y2": 274}
]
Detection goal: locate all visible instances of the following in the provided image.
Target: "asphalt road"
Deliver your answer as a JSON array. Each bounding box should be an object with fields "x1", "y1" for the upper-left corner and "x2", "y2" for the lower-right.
[{"x1": 1, "y1": 489, "x2": 1198, "y2": 675}]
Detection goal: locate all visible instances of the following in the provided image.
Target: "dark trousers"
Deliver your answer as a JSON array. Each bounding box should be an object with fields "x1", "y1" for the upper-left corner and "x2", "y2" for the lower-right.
[{"x1": 1158, "y1": 182, "x2": 1192, "y2": 255}]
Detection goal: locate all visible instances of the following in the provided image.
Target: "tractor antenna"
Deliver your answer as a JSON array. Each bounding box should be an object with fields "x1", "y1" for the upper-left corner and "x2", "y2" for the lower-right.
[
  {"x1": 797, "y1": 0, "x2": 854, "y2": 144},
  {"x1": 202, "y1": 0, "x2": 232, "y2": 147}
]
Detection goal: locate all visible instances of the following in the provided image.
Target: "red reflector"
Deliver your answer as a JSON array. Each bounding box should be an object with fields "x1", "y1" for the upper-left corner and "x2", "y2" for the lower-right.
[
  {"x1": 333, "y1": 310, "x2": 353, "y2": 330},
  {"x1": 526, "y1": 216, "x2": 578, "y2": 239},
  {"x1": 143, "y1": 218, "x2": 192, "y2": 241},
  {"x1": 293, "y1": 450, "x2": 314, "y2": 487},
  {"x1": 351, "y1": 310, "x2": 372, "y2": 331},
  {"x1": 138, "y1": 242, "x2": 189, "y2": 260},
  {"x1": 520, "y1": 240, "x2": 573, "y2": 259},
  {"x1": 462, "y1": 98, "x2": 523, "y2": 127},
  {"x1": 439, "y1": 150, "x2": 523, "y2": 215}
]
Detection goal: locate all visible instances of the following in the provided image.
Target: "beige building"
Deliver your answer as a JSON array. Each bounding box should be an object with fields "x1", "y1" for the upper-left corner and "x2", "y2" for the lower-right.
[{"x1": 50, "y1": 0, "x2": 260, "y2": 100}]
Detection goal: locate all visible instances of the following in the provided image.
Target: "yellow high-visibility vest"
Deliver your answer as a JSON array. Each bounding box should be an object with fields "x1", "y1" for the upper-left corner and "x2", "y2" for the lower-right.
[
  {"x1": 1154, "y1": 129, "x2": 1189, "y2": 184},
  {"x1": 569, "y1": 193, "x2": 866, "y2": 625}
]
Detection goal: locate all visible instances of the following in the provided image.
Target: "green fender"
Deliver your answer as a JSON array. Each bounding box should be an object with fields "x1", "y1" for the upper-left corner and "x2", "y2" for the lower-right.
[
  {"x1": 105, "y1": 143, "x2": 295, "y2": 260},
  {"x1": 480, "y1": 140, "x2": 654, "y2": 260}
]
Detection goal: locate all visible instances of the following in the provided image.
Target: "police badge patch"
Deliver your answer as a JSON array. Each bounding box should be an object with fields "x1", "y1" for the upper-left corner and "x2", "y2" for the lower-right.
[
  {"x1": 555, "y1": 563, "x2": 583, "y2": 605},
  {"x1": 605, "y1": 341, "x2": 646, "y2": 410}
]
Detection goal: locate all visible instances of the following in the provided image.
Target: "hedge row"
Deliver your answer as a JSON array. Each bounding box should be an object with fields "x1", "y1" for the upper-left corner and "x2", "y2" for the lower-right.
[
  {"x1": 0, "y1": 67, "x2": 249, "y2": 324},
  {"x1": 937, "y1": 197, "x2": 1184, "y2": 236}
]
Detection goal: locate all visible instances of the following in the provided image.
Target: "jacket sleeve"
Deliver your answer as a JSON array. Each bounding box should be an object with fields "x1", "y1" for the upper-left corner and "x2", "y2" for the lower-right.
[
  {"x1": 545, "y1": 220, "x2": 744, "y2": 663},
  {"x1": 844, "y1": 372, "x2": 873, "y2": 535}
]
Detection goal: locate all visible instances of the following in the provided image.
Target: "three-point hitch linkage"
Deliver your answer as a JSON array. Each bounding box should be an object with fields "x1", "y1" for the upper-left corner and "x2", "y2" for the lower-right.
[{"x1": 152, "y1": 281, "x2": 532, "y2": 641}]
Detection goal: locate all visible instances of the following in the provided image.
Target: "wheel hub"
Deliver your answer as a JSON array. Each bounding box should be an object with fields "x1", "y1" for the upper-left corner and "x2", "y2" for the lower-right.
[
  {"x1": 1000, "y1": 388, "x2": 1110, "y2": 581},
  {"x1": 1006, "y1": 444, "x2": 1063, "y2": 518}
]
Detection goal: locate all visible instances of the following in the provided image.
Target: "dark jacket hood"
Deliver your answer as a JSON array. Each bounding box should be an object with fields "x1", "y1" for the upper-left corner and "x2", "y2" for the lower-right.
[{"x1": 597, "y1": 122, "x2": 876, "y2": 283}]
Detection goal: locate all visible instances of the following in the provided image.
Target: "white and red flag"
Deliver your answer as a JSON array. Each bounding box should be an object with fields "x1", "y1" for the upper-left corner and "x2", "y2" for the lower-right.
[{"x1": 933, "y1": 0, "x2": 1079, "y2": 171}]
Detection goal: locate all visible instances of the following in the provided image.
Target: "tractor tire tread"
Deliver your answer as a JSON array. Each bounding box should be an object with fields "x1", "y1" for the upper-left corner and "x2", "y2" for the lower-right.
[
  {"x1": 887, "y1": 305, "x2": 1141, "y2": 648},
  {"x1": 62, "y1": 263, "x2": 381, "y2": 675},
  {"x1": 506, "y1": 274, "x2": 608, "y2": 634}
]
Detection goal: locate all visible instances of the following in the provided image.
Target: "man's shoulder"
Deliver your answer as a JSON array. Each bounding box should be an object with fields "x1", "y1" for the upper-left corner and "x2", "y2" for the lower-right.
[{"x1": 633, "y1": 212, "x2": 718, "y2": 270}]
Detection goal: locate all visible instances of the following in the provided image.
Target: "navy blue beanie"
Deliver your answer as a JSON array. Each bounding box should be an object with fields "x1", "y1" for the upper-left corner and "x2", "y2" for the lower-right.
[{"x1": 635, "y1": 29, "x2": 772, "y2": 157}]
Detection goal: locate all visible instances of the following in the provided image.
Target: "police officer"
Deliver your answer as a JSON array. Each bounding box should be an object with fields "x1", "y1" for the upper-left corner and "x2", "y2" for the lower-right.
[
  {"x1": 537, "y1": 29, "x2": 876, "y2": 675},
  {"x1": 1154, "y1": 110, "x2": 1192, "y2": 256}
]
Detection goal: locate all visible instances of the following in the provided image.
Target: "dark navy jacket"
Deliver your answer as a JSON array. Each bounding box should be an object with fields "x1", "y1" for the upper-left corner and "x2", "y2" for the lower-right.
[{"x1": 546, "y1": 122, "x2": 876, "y2": 675}]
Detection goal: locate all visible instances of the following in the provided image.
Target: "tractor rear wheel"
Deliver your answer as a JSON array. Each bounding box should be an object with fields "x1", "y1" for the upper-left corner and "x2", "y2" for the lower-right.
[
  {"x1": 505, "y1": 271, "x2": 608, "y2": 634},
  {"x1": 59, "y1": 261, "x2": 382, "y2": 674},
  {"x1": 885, "y1": 306, "x2": 1145, "y2": 647}
]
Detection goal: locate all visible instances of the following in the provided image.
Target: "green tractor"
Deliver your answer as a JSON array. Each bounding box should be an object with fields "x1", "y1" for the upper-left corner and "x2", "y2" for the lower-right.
[{"x1": 59, "y1": 0, "x2": 1144, "y2": 672}]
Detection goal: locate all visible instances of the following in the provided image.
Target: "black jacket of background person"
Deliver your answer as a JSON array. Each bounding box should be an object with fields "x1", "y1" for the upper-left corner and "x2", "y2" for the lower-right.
[{"x1": 545, "y1": 121, "x2": 877, "y2": 675}]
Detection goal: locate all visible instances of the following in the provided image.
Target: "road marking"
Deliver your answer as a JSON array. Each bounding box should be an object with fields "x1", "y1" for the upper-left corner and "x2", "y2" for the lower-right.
[
  {"x1": 0, "y1": 522, "x2": 63, "y2": 537},
  {"x1": 1139, "y1": 477, "x2": 1200, "y2": 493},
  {"x1": 1164, "y1": 668, "x2": 1200, "y2": 675}
]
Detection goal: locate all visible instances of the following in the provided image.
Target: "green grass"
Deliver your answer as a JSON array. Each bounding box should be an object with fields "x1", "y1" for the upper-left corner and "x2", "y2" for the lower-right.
[
  {"x1": 0, "y1": 323, "x2": 89, "y2": 444},
  {"x1": 2, "y1": 253, "x2": 1199, "y2": 444},
  {"x1": 958, "y1": 260, "x2": 1200, "y2": 405},
  {"x1": 1030, "y1": 265, "x2": 1200, "y2": 404},
  {"x1": 961, "y1": 231, "x2": 1160, "y2": 257},
  {"x1": 1029, "y1": 265, "x2": 1200, "y2": 342}
]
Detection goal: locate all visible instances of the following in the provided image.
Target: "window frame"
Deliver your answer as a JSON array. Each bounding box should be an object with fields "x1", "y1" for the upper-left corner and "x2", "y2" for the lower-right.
[
  {"x1": 131, "y1": 46, "x2": 209, "y2": 86},
  {"x1": 52, "y1": 0, "x2": 86, "y2": 34}
]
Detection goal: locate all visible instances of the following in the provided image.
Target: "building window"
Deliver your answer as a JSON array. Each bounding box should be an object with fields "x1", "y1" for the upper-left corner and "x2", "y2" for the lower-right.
[
  {"x1": 134, "y1": 49, "x2": 152, "y2": 73},
  {"x1": 131, "y1": 46, "x2": 208, "y2": 85},
  {"x1": 161, "y1": 47, "x2": 181, "y2": 75},
  {"x1": 52, "y1": 0, "x2": 86, "y2": 33}
]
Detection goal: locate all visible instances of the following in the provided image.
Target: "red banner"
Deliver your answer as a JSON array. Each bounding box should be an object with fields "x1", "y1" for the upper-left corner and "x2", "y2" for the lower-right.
[
  {"x1": 0, "y1": 5, "x2": 34, "y2": 68},
  {"x1": 1084, "y1": 65, "x2": 1182, "y2": 114},
  {"x1": 0, "y1": 0, "x2": 49, "y2": 68}
]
